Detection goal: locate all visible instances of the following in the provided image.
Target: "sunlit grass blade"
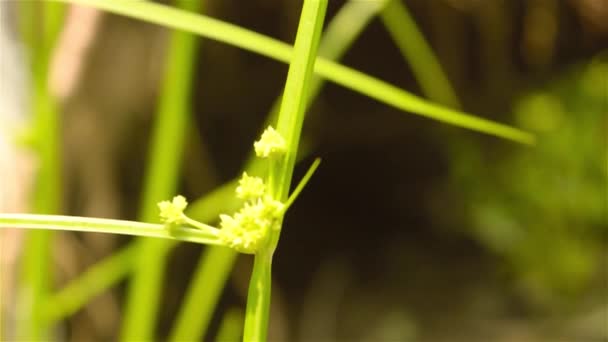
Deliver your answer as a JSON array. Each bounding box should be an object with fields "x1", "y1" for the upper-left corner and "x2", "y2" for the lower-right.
[
  {"x1": 380, "y1": 0, "x2": 460, "y2": 108},
  {"x1": 61, "y1": 0, "x2": 533, "y2": 143}
]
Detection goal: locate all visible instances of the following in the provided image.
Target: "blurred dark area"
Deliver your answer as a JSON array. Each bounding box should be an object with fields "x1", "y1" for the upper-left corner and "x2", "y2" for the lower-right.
[{"x1": 2, "y1": 0, "x2": 607, "y2": 340}]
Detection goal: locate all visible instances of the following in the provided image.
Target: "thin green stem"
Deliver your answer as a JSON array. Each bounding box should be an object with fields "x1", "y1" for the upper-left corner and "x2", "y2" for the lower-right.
[
  {"x1": 183, "y1": 215, "x2": 220, "y2": 233},
  {"x1": 283, "y1": 158, "x2": 321, "y2": 212},
  {"x1": 0, "y1": 214, "x2": 221, "y2": 245},
  {"x1": 243, "y1": 250, "x2": 273, "y2": 341},
  {"x1": 270, "y1": 0, "x2": 327, "y2": 217},
  {"x1": 120, "y1": 0, "x2": 203, "y2": 339},
  {"x1": 61, "y1": 0, "x2": 533, "y2": 143},
  {"x1": 244, "y1": 1, "x2": 327, "y2": 341}
]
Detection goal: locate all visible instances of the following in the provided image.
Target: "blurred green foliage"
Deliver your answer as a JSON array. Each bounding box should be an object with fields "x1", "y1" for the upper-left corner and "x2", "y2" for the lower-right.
[{"x1": 449, "y1": 56, "x2": 607, "y2": 304}]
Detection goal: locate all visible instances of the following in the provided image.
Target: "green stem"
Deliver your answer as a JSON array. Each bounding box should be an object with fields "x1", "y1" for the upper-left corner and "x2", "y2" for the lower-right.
[
  {"x1": 243, "y1": 250, "x2": 273, "y2": 341},
  {"x1": 0, "y1": 214, "x2": 221, "y2": 245},
  {"x1": 244, "y1": 1, "x2": 327, "y2": 341},
  {"x1": 282, "y1": 158, "x2": 321, "y2": 212}
]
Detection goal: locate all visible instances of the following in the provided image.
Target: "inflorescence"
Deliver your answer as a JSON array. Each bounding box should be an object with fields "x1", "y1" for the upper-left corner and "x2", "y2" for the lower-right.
[{"x1": 157, "y1": 126, "x2": 289, "y2": 254}]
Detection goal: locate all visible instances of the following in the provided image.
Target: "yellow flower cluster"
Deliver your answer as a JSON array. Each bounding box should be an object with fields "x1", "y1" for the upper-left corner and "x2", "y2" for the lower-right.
[{"x1": 218, "y1": 173, "x2": 284, "y2": 254}]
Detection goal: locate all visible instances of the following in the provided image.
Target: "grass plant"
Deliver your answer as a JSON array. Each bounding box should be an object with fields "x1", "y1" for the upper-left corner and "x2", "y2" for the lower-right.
[{"x1": 0, "y1": 0, "x2": 536, "y2": 340}]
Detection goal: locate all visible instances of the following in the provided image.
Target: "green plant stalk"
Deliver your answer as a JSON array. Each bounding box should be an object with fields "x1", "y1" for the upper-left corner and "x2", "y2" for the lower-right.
[
  {"x1": 61, "y1": 0, "x2": 533, "y2": 143},
  {"x1": 0, "y1": 214, "x2": 221, "y2": 244},
  {"x1": 120, "y1": 0, "x2": 203, "y2": 340},
  {"x1": 244, "y1": 1, "x2": 327, "y2": 341},
  {"x1": 282, "y1": 158, "x2": 321, "y2": 211},
  {"x1": 243, "y1": 249, "x2": 273, "y2": 341},
  {"x1": 16, "y1": 2, "x2": 64, "y2": 340},
  {"x1": 43, "y1": 1, "x2": 383, "y2": 330},
  {"x1": 380, "y1": 0, "x2": 460, "y2": 109}
]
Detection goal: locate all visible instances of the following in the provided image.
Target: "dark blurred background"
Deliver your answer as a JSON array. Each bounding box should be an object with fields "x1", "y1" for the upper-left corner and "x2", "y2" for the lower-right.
[{"x1": 2, "y1": 0, "x2": 607, "y2": 341}]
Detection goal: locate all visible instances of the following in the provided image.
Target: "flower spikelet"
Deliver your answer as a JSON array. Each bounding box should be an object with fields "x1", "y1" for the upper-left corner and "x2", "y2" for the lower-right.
[
  {"x1": 236, "y1": 172, "x2": 265, "y2": 200},
  {"x1": 254, "y1": 126, "x2": 286, "y2": 158},
  {"x1": 218, "y1": 208, "x2": 265, "y2": 254},
  {"x1": 158, "y1": 195, "x2": 188, "y2": 225}
]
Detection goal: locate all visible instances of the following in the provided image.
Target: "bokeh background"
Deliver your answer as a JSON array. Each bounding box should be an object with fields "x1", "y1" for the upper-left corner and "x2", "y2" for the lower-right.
[{"x1": 1, "y1": 0, "x2": 606, "y2": 341}]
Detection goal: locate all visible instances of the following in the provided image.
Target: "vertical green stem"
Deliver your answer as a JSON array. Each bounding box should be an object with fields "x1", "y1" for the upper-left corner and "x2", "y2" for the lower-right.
[
  {"x1": 16, "y1": 2, "x2": 64, "y2": 340},
  {"x1": 243, "y1": 250, "x2": 273, "y2": 341},
  {"x1": 270, "y1": 0, "x2": 327, "y2": 204},
  {"x1": 120, "y1": 0, "x2": 203, "y2": 340},
  {"x1": 243, "y1": 0, "x2": 327, "y2": 340}
]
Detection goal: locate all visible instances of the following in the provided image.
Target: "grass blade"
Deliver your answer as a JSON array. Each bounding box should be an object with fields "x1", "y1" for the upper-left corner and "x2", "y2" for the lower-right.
[
  {"x1": 380, "y1": 0, "x2": 460, "y2": 108},
  {"x1": 61, "y1": 0, "x2": 533, "y2": 143}
]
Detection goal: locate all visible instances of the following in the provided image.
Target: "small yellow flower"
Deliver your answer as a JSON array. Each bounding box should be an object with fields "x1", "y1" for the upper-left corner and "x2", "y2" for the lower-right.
[
  {"x1": 236, "y1": 172, "x2": 266, "y2": 200},
  {"x1": 158, "y1": 195, "x2": 188, "y2": 225},
  {"x1": 254, "y1": 126, "x2": 286, "y2": 158}
]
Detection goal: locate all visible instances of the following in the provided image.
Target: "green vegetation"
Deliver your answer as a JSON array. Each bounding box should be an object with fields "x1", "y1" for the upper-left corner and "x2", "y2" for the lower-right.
[{"x1": 5, "y1": 0, "x2": 603, "y2": 340}]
